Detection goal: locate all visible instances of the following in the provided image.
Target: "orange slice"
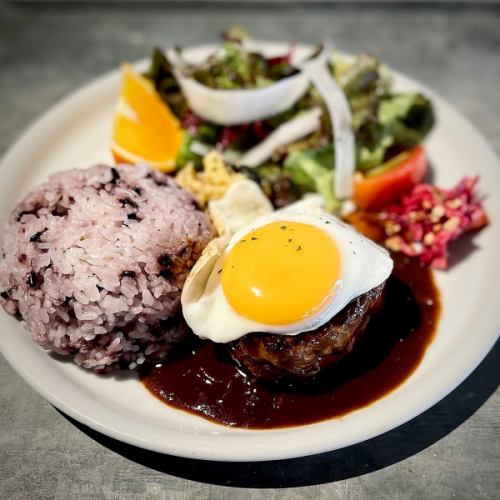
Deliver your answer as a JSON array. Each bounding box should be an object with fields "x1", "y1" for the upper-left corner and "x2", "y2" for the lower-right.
[{"x1": 111, "y1": 64, "x2": 182, "y2": 172}]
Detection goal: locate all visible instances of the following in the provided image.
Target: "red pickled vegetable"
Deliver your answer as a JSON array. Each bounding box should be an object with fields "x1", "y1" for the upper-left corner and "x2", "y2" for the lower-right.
[{"x1": 380, "y1": 177, "x2": 488, "y2": 269}]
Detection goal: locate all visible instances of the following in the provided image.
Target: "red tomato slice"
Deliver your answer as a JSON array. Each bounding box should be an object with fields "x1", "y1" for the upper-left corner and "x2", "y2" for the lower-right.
[{"x1": 353, "y1": 146, "x2": 428, "y2": 211}]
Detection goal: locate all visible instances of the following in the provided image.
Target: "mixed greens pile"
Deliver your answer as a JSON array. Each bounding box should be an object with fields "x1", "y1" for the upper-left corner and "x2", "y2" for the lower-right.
[
  {"x1": 144, "y1": 30, "x2": 435, "y2": 211},
  {"x1": 183, "y1": 28, "x2": 299, "y2": 90}
]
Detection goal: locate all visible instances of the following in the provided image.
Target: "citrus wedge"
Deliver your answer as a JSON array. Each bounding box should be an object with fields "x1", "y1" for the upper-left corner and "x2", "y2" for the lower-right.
[{"x1": 111, "y1": 64, "x2": 182, "y2": 172}]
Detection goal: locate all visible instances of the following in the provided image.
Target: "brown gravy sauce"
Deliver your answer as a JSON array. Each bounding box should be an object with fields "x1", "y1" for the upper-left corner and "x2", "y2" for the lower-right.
[{"x1": 141, "y1": 252, "x2": 440, "y2": 429}]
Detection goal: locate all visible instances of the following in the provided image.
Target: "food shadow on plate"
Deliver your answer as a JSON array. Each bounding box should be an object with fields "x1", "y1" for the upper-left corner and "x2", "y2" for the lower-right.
[
  {"x1": 424, "y1": 160, "x2": 436, "y2": 185},
  {"x1": 446, "y1": 225, "x2": 482, "y2": 268},
  {"x1": 58, "y1": 337, "x2": 499, "y2": 488},
  {"x1": 47, "y1": 351, "x2": 139, "y2": 382}
]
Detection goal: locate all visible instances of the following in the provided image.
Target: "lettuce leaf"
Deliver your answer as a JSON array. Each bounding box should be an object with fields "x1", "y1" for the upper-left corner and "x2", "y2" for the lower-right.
[
  {"x1": 379, "y1": 93, "x2": 435, "y2": 147},
  {"x1": 355, "y1": 92, "x2": 435, "y2": 171},
  {"x1": 175, "y1": 131, "x2": 202, "y2": 169},
  {"x1": 283, "y1": 147, "x2": 341, "y2": 212},
  {"x1": 332, "y1": 54, "x2": 435, "y2": 172}
]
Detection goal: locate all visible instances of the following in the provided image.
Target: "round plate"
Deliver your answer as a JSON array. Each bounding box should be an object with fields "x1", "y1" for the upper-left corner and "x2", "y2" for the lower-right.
[{"x1": 0, "y1": 43, "x2": 499, "y2": 462}]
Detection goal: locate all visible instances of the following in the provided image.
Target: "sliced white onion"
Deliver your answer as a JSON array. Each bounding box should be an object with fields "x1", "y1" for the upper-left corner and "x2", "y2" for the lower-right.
[
  {"x1": 236, "y1": 107, "x2": 322, "y2": 167},
  {"x1": 167, "y1": 48, "x2": 311, "y2": 126},
  {"x1": 300, "y1": 44, "x2": 355, "y2": 199}
]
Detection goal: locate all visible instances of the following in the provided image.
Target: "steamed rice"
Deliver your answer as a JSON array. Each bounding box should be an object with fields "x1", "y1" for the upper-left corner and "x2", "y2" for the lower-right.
[{"x1": 0, "y1": 163, "x2": 213, "y2": 372}]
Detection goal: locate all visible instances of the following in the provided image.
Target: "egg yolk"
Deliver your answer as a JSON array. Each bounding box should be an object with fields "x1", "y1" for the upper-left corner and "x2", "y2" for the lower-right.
[{"x1": 221, "y1": 221, "x2": 341, "y2": 325}]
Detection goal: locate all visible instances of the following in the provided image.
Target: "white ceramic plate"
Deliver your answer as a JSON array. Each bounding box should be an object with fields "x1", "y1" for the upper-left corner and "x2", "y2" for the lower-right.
[{"x1": 0, "y1": 43, "x2": 499, "y2": 462}]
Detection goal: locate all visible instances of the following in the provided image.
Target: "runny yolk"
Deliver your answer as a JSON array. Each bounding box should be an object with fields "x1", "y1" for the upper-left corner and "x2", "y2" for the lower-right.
[{"x1": 221, "y1": 221, "x2": 341, "y2": 326}]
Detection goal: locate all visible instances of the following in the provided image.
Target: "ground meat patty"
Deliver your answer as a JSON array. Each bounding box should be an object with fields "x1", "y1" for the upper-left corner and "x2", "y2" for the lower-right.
[{"x1": 228, "y1": 282, "x2": 386, "y2": 381}]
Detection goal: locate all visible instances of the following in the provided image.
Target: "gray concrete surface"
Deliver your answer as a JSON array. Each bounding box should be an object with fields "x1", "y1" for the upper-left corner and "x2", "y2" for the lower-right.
[{"x1": 0, "y1": 2, "x2": 499, "y2": 499}]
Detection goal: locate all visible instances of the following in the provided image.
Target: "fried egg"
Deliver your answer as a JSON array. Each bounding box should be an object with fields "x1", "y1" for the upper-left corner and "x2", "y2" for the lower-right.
[{"x1": 182, "y1": 181, "x2": 393, "y2": 343}]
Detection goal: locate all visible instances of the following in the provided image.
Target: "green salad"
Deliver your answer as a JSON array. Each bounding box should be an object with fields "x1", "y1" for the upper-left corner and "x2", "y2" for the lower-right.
[{"x1": 144, "y1": 29, "x2": 435, "y2": 211}]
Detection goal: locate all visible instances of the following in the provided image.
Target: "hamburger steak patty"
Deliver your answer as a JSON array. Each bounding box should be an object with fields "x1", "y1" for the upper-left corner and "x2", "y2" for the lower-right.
[{"x1": 228, "y1": 282, "x2": 386, "y2": 381}]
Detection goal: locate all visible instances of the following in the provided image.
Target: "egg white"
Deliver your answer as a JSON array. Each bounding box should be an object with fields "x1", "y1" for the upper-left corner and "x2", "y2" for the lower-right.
[{"x1": 182, "y1": 202, "x2": 393, "y2": 343}]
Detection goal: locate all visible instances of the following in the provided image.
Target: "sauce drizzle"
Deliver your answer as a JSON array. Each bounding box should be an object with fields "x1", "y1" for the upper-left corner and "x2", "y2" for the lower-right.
[{"x1": 141, "y1": 255, "x2": 440, "y2": 429}]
